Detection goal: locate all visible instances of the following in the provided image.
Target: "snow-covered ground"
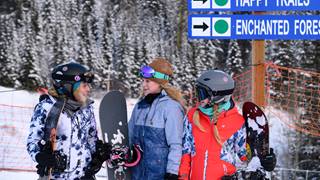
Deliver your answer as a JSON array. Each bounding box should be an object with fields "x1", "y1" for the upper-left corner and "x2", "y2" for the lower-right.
[
  {"x1": 265, "y1": 107, "x2": 291, "y2": 168},
  {"x1": 0, "y1": 86, "x2": 293, "y2": 179}
]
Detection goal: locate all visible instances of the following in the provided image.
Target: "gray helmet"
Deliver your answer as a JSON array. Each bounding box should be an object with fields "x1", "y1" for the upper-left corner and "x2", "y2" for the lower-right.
[{"x1": 195, "y1": 70, "x2": 235, "y2": 104}]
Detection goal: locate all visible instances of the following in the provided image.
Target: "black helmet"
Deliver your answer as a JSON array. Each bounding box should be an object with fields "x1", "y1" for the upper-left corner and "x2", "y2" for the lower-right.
[
  {"x1": 51, "y1": 62, "x2": 94, "y2": 98},
  {"x1": 195, "y1": 70, "x2": 235, "y2": 104}
]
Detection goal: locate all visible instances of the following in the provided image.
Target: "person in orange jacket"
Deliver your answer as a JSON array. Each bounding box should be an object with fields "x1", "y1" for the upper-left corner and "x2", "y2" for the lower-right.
[{"x1": 178, "y1": 70, "x2": 276, "y2": 180}]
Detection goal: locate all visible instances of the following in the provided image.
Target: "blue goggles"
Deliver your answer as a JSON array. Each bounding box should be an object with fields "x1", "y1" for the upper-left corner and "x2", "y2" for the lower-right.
[{"x1": 139, "y1": 65, "x2": 170, "y2": 80}]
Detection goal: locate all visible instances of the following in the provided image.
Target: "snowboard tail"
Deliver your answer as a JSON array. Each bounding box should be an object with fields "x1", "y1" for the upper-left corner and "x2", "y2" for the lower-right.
[{"x1": 242, "y1": 102, "x2": 269, "y2": 160}]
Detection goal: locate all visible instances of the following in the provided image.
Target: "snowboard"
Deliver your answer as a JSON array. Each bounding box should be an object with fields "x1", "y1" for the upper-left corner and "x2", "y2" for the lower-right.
[
  {"x1": 242, "y1": 102, "x2": 269, "y2": 161},
  {"x1": 99, "y1": 91, "x2": 131, "y2": 180},
  {"x1": 222, "y1": 102, "x2": 270, "y2": 180}
]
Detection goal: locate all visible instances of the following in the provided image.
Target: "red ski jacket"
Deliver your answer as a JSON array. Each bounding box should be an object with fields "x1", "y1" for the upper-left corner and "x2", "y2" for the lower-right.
[{"x1": 179, "y1": 106, "x2": 247, "y2": 180}]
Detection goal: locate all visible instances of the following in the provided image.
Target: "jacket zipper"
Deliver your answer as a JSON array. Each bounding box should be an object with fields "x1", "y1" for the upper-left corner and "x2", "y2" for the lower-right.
[{"x1": 203, "y1": 150, "x2": 208, "y2": 180}]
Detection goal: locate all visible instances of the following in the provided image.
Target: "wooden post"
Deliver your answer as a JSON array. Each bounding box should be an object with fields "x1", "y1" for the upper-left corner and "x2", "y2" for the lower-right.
[{"x1": 252, "y1": 12, "x2": 266, "y2": 107}]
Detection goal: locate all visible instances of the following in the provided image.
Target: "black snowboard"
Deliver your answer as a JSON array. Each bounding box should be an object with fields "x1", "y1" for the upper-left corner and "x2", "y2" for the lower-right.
[
  {"x1": 242, "y1": 102, "x2": 269, "y2": 161},
  {"x1": 99, "y1": 91, "x2": 130, "y2": 180}
]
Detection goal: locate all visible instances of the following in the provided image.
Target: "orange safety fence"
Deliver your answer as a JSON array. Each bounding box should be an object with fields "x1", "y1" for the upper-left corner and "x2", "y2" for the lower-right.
[
  {"x1": 0, "y1": 104, "x2": 36, "y2": 171},
  {"x1": 265, "y1": 63, "x2": 320, "y2": 137}
]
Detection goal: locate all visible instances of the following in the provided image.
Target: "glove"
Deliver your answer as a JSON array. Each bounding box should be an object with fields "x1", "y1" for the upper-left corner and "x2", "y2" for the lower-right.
[
  {"x1": 35, "y1": 140, "x2": 55, "y2": 167},
  {"x1": 261, "y1": 148, "x2": 277, "y2": 171},
  {"x1": 95, "y1": 139, "x2": 112, "y2": 161},
  {"x1": 164, "y1": 173, "x2": 179, "y2": 180},
  {"x1": 36, "y1": 164, "x2": 50, "y2": 177},
  {"x1": 35, "y1": 151, "x2": 56, "y2": 167},
  {"x1": 84, "y1": 140, "x2": 112, "y2": 177},
  {"x1": 35, "y1": 140, "x2": 67, "y2": 176}
]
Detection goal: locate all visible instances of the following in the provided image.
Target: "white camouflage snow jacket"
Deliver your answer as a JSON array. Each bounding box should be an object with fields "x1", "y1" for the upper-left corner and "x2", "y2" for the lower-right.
[{"x1": 27, "y1": 95, "x2": 98, "y2": 179}]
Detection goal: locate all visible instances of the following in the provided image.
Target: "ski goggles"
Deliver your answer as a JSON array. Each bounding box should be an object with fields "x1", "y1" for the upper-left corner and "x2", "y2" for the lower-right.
[
  {"x1": 195, "y1": 84, "x2": 211, "y2": 101},
  {"x1": 52, "y1": 72, "x2": 94, "y2": 83},
  {"x1": 77, "y1": 72, "x2": 94, "y2": 83},
  {"x1": 139, "y1": 65, "x2": 170, "y2": 80},
  {"x1": 195, "y1": 84, "x2": 226, "y2": 103}
]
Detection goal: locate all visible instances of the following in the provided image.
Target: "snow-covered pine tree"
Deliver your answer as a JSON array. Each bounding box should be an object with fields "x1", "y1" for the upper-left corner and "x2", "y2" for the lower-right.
[
  {"x1": 17, "y1": 1, "x2": 44, "y2": 90},
  {"x1": 226, "y1": 40, "x2": 243, "y2": 77},
  {"x1": 0, "y1": 16, "x2": 18, "y2": 87}
]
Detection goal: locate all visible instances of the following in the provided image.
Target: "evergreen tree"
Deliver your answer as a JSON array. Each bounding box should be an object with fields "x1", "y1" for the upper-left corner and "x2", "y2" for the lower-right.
[
  {"x1": 0, "y1": 19, "x2": 16, "y2": 87},
  {"x1": 226, "y1": 40, "x2": 243, "y2": 76}
]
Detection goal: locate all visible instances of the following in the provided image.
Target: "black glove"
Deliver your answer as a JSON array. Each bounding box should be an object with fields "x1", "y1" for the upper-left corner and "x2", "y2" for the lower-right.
[
  {"x1": 36, "y1": 140, "x2": 55, "y2": 177},
  {"x1": 35, "y1": 140, "x2": 67, "y2": 176},
  {"x1": 35, "y1": 151, "x2": 56, "y2": 167},
  {"x1": 35, "y1": 140, "x2": 55, "y2": 166},
  {"x1": 261, "y1": 148, "x2": 277, "y2": 171},
  {"x1": 36, "y1": 164, "x2": 50, "y2": 177},
  {"x1": 164, "y1": 173, "x2": 179, "y2": 180},
  {"x1": 95, "y1": 139, "x2": 112, "y2": 161},
  {"x1": 84, "y1": 140, "x2": 112, "y2": 177}
]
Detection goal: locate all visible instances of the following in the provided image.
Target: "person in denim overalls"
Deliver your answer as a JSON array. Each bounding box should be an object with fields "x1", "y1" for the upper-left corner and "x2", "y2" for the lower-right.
[{"x1": 128, "y1": 58, "x2": 185, "y2": 180}]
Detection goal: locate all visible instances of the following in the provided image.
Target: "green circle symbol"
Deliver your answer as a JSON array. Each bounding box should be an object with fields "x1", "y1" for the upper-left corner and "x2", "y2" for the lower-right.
[
  {"x1": 215, "y1": 0, "x2": 228, "y2": 6},
  {"x1": 214, "y1": 19, "x2": 229, "y2": 34}
]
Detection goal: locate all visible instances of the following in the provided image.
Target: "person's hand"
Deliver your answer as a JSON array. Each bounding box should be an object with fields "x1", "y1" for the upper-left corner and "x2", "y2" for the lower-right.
[
  {"x1": 164, "y1": 173, "x2": 179, "y2": 180},
  {"x1": 35, "y1": 151, "x2": 56, "y2": 167},
  {"x1": 35, "y1": 141, "x2": 67, "y2": 176},
  {"x1": 261, "y1": 148, "x2": 277, "y2": 171},
  {"x1": 84, "y1": 140, "x2": 112, "y2": 177},
  {"x1": 35, "y1": 140, "x2": 55, "y2": 167},
  {"x1": 95, "y1": 139, "x2": 112, "y2": 161},
  {"x1": 35, "y1": 140, "x2": 56, "y2": 177}
]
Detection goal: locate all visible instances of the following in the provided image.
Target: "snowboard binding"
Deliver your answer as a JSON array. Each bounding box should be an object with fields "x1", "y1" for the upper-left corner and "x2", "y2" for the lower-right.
[{"x1": 108, "y1": 144, "x2": 142, "y2": 168}]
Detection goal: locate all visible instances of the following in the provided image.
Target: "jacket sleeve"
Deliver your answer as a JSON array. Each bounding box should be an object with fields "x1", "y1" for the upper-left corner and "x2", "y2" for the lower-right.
[
  {"x1": 179, "y1": 116, "x2": 195, "y2": 179},
  {"x1": 128, "y1": 104, "x2": 138, "y2": 146},
  {"x1": 234, "y1": 124, "x2": 247, "y2": 162},
  {"x1": 26, "y1": 102, "x2": 50, "y2": 162},
  {"x1": 87, "y1": 105, "x2": 98, "y2": 154},
  {"x1": 164, "y1": 101, "x2": 184, "y2": 175}
]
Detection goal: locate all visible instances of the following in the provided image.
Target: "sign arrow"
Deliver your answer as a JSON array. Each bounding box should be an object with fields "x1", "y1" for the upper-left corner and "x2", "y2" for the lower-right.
[
  {"x1": 193, "y1": 0, "x2": 208, "y2": 4},
  {"x1": 193, "y1": 22, "x2": 209, "y2": 32}
]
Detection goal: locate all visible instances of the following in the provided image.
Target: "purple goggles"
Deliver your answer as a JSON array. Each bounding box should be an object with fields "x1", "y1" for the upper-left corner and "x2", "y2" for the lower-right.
[{"x1": 139, "y1": 65, "x2": 170, "y2": 80}]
